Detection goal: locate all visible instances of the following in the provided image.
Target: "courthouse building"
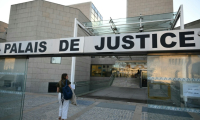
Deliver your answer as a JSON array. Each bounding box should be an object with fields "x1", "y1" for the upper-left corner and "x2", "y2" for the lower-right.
[
  {"x1": 0, "y1": 0, "x2": 200, "y2": 119},
  {"x1": 0, "y1": 0, "x2": 199, "y2": 93},
  {"x1": 3, "y1": 0, "x2": 175, "y2": 93}
]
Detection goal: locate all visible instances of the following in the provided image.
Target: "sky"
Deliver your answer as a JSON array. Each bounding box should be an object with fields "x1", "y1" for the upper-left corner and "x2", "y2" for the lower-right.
[{"x1": 0, "y1": 0, "x2": 200, "y2": 24}]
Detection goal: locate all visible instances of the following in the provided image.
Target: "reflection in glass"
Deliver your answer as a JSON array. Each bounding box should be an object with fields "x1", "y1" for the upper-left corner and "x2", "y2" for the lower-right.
[
  {"x1": 113, "y1": 61, "x2": 147, "y2": 78},
  {"x1": 147, "y1": 55, "x2": 200, "y2": 119},
  {"x1": 84, "y1": 12, "x2": 175, "y2": 35},
  {"x1": 0, "y1": 58, "x2": 27, "y2": 120},
  {"x1": 91, "y1": 64, "x2": 113, "y2": 77},
  {"x1": 91, "y1": 9, "x2": 95, "y2": 15},
  {"x1": 91, "y1": 3, "x2": 103, "y2": 22}
]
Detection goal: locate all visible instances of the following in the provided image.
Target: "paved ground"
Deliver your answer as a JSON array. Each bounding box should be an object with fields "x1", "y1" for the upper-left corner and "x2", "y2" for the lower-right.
[
  {"x1": 0, "y1": 93, "x2": 23, "y2": 120},
  {"x1": 22, "y1": 92, "x2": 140, "y2": 120},
  {"x1": 21, "y1": 92, "x2": 199, "y2": 120},
  {"x1": 1, "y1": 92, "x2": 199, "y2": 120},
  {"x1": 82, "y1": 86, "x2": 148, "y2": 103}
]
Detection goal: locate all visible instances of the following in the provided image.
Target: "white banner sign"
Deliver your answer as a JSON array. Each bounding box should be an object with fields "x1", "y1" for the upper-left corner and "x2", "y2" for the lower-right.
[
  {"x1": 0, "y1": 37, "x2": 84, "y2": 55},
  {"x1": 183, "y1": 83, "x2": 200, "y2": 97},
  {"x1": 84, "y1": 29, "x2": 200, "y2": 53},
  {"x1": 0, "y1": 29, "x2": 200, "y2": 56}
]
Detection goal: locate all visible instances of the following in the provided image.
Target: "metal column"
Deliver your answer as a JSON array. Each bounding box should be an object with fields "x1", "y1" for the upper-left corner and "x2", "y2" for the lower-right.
[
  {"x1": 180, "y1": 5, "x2": 184, "y2": 30},
  {"x1": 70, "y1": 18, "x2": 78, "y2": 88}
]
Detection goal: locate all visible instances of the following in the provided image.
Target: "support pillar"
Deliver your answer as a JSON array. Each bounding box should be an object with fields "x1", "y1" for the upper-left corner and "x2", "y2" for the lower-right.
[
  {"x1": 70, "y1": 18, "x2": 78, "y2": 88},
  {"x1": 180, "y1": 5, "x2": 184, "y2": 30}
]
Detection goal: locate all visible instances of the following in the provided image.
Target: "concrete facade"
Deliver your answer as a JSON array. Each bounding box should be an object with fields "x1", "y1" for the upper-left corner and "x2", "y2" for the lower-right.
[
  {"x1": 127, "y1": 0, "x2": 173, "y2": 17},
  {"x1": 69, "y1": 2, "x2": 103, "y2": 22},
  {"x1": 0, "y1": 21, "x2": 8, "y2": 42},
  {"x1": 7, "y1": 0, "x2": 90, "y2": 41},
  {"x1": 6, "y1": 0, "x2": 91, "y2": 93},
  {"x1": 68, "y1": 2, "x2": 91, "y2": 21},
  {"x1": 0, "y1": 21, "x2": 7, "y2": 33},
  {"x1": 175, "y1": 19, "x2": 200, "y2": 30}
]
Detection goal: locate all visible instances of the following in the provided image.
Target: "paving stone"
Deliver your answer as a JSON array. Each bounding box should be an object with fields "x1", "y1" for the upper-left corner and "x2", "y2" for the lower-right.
[
  {"x1": 1, "y1": 92, "x2": 197, "y2": 120},
  {"x1": 142, "y1": 112, "x2": 194, "y2": 120},
  {"x1": 75, "y1": 107, "x2": 134, "y2": 120},
  {"x1": 96, "y1": 102, "x2": 136, "y2": 111},
  {"x1": 23, "y1": 93, "x2": 87, "y2": 120},
  {"x1": 76, "y1": 99, "x2": 95, "y2": 106},
  {"x1": 142, "y1": 107, "x2": 192, "y2": 118}
]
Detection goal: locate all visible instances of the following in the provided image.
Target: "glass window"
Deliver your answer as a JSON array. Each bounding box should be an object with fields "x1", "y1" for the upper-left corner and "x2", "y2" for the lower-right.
[
  {"x1": 91, "y1": 4, "x2": 103, "y2": 21},
  {"x1": 0, "y1": 58, "x2": 28, "y2": 119},
  {"x1": 95, "y1": 17, "x2": 98, "y2": 21},
  {"x1": 94, "y1": 8, "x2": 98, "y2": 14},
  {"x1": 97, "y1": 12, "x2": 101, "y2": 17},
  {"x1": 91, "y1": 14, "x2": 95, "y2": 21},
  {"x1": 100, "y1": 16, "x2": 103, "y2": 20},
  {"x1": 91, "y1": 3, "x2": 95, "y2": 9},
  {"x1": 93, "y1": 12, "x2": 96, "y2": 17},
  {"x1": 91, "y1": 65, "x2": 102, "y2": 77},
  {"x1": 102, "y1": 65, "x2": 112, "y2": 77},
  {"x1": 51, "y1": 57, "x2": 61, "y2": 64},
  {"x1": 91, "y1": 64, "x2": 113, "y2": 77},
  {"x1": 147, "y1": 55, "x2": 200, "y2": 119},
  {"x1": 91, "y1": 9, "x2": 95, "y2": 15}
]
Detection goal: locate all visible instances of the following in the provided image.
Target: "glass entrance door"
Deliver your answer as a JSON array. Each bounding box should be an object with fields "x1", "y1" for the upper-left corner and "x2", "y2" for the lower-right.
[
  {"x1": 0, "y1": 57, "x2": 28, "y2": 120},
  {"x1": 113, "y1": 61, "x2": 147, "y2": 88}
]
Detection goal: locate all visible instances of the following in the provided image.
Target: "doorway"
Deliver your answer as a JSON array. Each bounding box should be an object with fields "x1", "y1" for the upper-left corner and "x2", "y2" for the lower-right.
[{"x1": 80, "y1": 56, "x2": 148, "y2": 103}]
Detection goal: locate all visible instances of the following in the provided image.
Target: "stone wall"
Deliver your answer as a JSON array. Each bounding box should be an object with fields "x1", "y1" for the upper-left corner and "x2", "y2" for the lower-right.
[
  {"x1": 75, "y1": 57, "x2": 91, "y2": 82},
  {"x1": 68, "y1": 2, "x2": 91, "y2": 21},
  {"x1": 7, "y1": 0, "x2": 91, "y2": 93},
  {"x1": 0, "y1": 21, "x2": 7, "y2": 33},
  {"x1": 127, "y1": 0, "x2": 173, "y2": 17},
  {"x1": 0, "y1": 21, "x2": 8, "y2": 42},
  {"x1": 7, "y1": 0, "x2": 90, "y2": 41}
]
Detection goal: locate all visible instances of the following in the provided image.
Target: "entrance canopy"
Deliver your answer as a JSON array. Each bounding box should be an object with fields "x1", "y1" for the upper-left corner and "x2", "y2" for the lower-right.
[
  {"x1": 83, "y1": 12, "x2": 177, "y2": 36},
  {"x1": 82, "y1": 5, "x2": 185, "y2": 36}
]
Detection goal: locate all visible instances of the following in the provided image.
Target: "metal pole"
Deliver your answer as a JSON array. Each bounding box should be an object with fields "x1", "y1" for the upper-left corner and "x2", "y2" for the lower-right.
[
  {"x1": 180, "y1": 5, "x2": 184, "y2": 30},
  {"x1": 139, "y1": 15, "x2": 142, "y2": 28},
  {"x1": 180, "y1": 4, "x2": 187, "y2": 106},
  {"x1": 139, "y1": 14, "x2": 143, "y2": 32},
  {"x1": 70, "y1": 18, "x2": 78, "y2": 88}
]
